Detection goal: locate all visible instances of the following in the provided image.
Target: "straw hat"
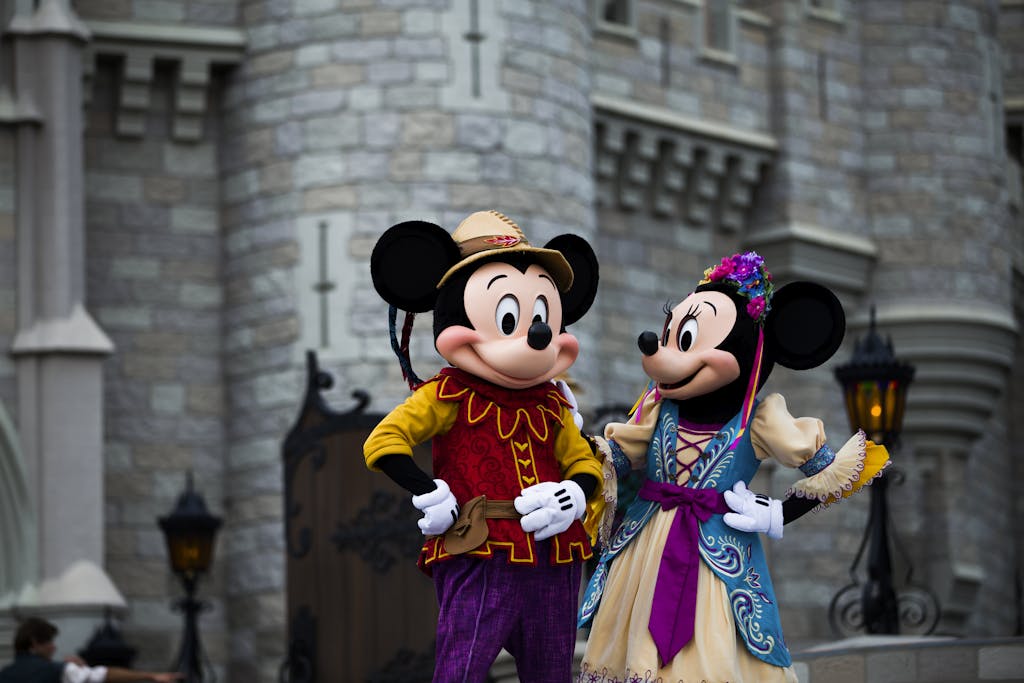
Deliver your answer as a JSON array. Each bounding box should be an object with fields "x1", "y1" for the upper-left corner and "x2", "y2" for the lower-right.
[{"x1": 436, "y1": 211, "x2": 574, "y2": 291}]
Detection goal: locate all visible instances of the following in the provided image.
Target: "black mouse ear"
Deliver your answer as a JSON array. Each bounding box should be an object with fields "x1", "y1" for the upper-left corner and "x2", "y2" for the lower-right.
[
  {"x1": 545, "y1": 234, "x2": 599, "y2": 326},
  {"x1": 765, "y1": 281, "x2": 845, "y2": 370},
  {"x1": 370, "y1": 221, "x2": 461, "y2": 312}
]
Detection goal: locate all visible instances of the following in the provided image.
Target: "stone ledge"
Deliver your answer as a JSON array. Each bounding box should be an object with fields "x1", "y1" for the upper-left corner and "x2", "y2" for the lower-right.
[
  {"x1": 747, "y1": 222, "x2": 877, "y2": 302},
  {"x1": 852, "y1": 304, "x2": 1018, "y2": 449},
  {"x1": 82, "y1": 20, "x2": 247, "y2": 141},
  {"x1": 794, "y1": 636, "x2": 1024, "y2": 683}
]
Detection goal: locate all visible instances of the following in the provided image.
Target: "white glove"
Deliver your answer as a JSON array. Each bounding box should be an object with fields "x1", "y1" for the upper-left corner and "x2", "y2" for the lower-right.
[
  {"x1": 723, "y1": 480, "x2": 783, "y2": 539},
  {"x1": 411, "y1": 479, "x2": 459, "y2": 536},
  {"x1": 514, "y1": 480, "x2": 586, "y2": 541},
  {"x1": 553, "y1": 379, "x2": 584, "y2": 431}
]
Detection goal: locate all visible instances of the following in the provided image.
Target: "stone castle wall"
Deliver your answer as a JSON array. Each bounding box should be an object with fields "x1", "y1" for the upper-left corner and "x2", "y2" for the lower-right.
[{"x1": 1, "y1": 0, "x2": 1021, "y2": 679}]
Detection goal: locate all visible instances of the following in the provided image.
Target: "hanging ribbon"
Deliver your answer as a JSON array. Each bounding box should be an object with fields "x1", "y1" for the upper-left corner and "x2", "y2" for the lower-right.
[{"x1": 639, "y1": 480, "x2": 729, "y2": 665}]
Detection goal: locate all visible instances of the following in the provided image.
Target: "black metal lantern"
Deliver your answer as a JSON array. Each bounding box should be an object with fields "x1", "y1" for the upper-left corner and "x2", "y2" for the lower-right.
[
  {"x1": 159, "y1": 472, "x2": 221, "y2": 682},
  {"x1": 828, "y1": 308, "x2": 938, "y2": 637},
  {"x1": 833, "y1": 308, "x2": 915, "y2": 447}
]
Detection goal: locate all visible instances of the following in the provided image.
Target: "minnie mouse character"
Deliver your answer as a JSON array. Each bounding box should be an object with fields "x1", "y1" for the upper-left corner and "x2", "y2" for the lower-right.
[
  {"x1": 363, "y1": 211, "x2": 603, "y2": 682},
  {"x1": 577, "y1": 252, "x2": 890, "y2": 683}
]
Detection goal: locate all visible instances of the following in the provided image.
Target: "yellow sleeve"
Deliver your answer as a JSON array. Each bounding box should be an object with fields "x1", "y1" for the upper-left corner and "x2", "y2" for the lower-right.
[
  {"x1": 553, "y1": 405, "x2": 604, "y2": 495},
  {"x1": 363, "y1": 384, "x2": 459, "y2": 471}
]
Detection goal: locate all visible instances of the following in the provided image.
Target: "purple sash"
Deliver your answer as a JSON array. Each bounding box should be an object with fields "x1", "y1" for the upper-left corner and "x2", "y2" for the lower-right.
[{"x1": 638, "y1": 480, "x2": 729, "y2": 664}]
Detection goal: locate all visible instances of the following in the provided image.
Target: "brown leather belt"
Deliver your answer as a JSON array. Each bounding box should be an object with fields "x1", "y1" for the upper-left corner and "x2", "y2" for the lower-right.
[{"x1": 442, "y1": 496, "x2": 520, "y2": 555}]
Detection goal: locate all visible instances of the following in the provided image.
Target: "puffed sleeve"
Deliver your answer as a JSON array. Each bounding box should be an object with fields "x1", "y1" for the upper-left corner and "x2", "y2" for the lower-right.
[
  {"x1": 751, "y1": 393, "x2": 890, "y2": 507},
  {"x1": 588, "y1": 386, "x2": 662, "y2": 546},
  {"x1": 597, "y1": 385, "x2": 662, "y2": 474}
]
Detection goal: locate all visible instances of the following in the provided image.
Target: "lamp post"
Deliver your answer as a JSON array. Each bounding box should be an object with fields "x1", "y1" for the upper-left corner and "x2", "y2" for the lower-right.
[
  {"x1": 159, "y1": 472, "x2": 222, "y2": 682},
  {"x1": 832, "y1": 308, "x2": 915, "y2": 634}
]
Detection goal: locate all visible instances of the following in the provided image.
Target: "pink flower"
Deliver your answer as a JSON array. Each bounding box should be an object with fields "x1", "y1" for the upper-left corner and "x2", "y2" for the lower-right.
[
  {"x1": 710, "y1": 260, "x2": 734, "y2": 280},
  {"x1": 747, "y1": 297, "x2": 766, "y2": 320}
]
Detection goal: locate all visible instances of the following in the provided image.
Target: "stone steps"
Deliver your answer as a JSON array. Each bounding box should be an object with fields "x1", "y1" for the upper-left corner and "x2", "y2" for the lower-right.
[
  {"x1": 489, "y1": 636, "x2": 1024, "y2": 682},
  {"x1": 792, "y1": 636, "x2": 1024, "y2": 683}
]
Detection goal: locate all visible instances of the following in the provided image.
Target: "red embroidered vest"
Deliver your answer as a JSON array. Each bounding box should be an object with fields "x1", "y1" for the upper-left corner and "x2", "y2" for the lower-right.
[{"x1": 419, "y1": 368, "x2": 593, "y2": 570}]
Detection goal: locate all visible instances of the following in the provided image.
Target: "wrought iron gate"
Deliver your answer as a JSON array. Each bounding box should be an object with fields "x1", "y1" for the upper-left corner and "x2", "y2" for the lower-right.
[{"x1": 281, "y1": 352, "x2": 437, "y2": 682}]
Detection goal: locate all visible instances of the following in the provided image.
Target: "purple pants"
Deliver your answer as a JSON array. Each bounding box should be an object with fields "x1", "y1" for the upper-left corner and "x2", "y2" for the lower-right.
[{"x1": 431, "y1": 548, "x2": 583, "y2": 683}]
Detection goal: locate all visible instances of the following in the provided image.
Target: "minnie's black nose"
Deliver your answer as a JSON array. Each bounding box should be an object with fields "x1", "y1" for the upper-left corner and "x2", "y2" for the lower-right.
[
  {"x1": 528, "y1": 322, "x2": 552, "y2": 350},
  {"x1": 638, "y1": 330, "x2": 659, "y2": 356}
]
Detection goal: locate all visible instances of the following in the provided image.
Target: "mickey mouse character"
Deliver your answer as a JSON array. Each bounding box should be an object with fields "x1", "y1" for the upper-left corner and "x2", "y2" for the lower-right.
[
  {"x1": 363, "y1": 211, "x2": 603, "y2": 682},
  {"x1": 576, "y1": 252, "x2": 889, "y2": 683}
]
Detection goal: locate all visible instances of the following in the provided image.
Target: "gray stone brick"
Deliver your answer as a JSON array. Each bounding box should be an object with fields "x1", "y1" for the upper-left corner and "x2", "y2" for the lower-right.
[
  {"x1": 423, "y1": 151, "x2": 481, "y2": 182},
  {"x1": 331, "y1": 38, "x2": 390, "y2": 62},
  {"x1": 307, "y1": 13, "x2": 360, "y2": 40},
  {"x1": 134, "y1": 0, "x2": 185, "y2": 22},
  {"x1": 348, "y1": 85, "x2": 384, "y2": 110},
  {"x1": 290, "y1": 89, "x2": 346, "y2": 117},
  {"x1": 278, "y1": 19, "x2": 311, "y2": 46},
  {"x1": 164, "y1": 143, "x2": 217, "y2": 177},
  {"x1": 150, "y1": 384, "x2": 185, "y2": 415},
  {"x1": 293, "y1": 154, "x2": 347, "y2": 188},
  {"x1": 414, "y1": 61, "x2": 448, "y2": 83},
  {"x1": 367, "y1": 60, "x2": 414, "y2": 84},
  {"x1": 293, "y1": 0, "x2": 339, "y2": 16},
  {"x1": 170, "y1": 206, "x2": 219, "y2": 234},
  {"x1": 86, "y1": 172, "x2": 143, "y2": 202},
  {"x1": 504, "y1": 119, "x2": 547, "y2": 155},
  {"x1": 402, "y1": 8, "x2": 439, "y2": 34},
  {"x1": 383, "y1": 85, "x2": 439, "y2": 109},
  {"x1": 393, "y1": 36, "x2": 445, "y2": 58},
  {"x1": 456, "y1": 114, "x2": 504, "y2": 150},
  {"x1": 110, "y1": 257, "x2": 162, "y2": 279},
  {"x1": 301, "y1": 116, "x2": 362, "y2": 149},
  {"x1": 366, "y1": 112, "x2": 401, "y2": 148},
  {"x1": 295, "y1": 44, "x2": 330, "y2": 67},
  {"x1": 246, "y1": 25, "x2": 279, "y2": 52}
]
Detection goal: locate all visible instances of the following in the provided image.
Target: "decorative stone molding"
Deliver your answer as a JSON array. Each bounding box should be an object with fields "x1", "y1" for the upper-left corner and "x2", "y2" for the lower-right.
[
  {"x1": 853, "y1": 304, "x2": 1018, "y2": 451},
  {"x1": 82, "y1": 20, "x2": 246, "y2": 141},
  {"x1": 747, "y1": 222, "x2": 878, "y2": 299},
  {"x1": 592, "y1": 93, "x2": 776, "y2": 235}
]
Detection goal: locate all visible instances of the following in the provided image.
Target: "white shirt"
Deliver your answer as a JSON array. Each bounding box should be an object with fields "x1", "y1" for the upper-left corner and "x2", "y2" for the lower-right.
[{"x1": 63, "y1": 662, "x2": 108, "y2": 683}]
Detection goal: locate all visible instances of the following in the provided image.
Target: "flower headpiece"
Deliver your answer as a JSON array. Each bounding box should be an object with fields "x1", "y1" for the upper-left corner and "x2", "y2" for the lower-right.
[{"x1": 699, "y1": 251, "x2": 774, "y2": 325}]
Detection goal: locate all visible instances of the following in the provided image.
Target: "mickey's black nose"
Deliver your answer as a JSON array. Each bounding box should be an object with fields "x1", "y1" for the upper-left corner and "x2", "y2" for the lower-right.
[
  {"x1": 528, "y1": 322, "x2": 552, "y2": 350},
  {"x1": 638, "y1": 330, "x2": 659, "y2": 356}
]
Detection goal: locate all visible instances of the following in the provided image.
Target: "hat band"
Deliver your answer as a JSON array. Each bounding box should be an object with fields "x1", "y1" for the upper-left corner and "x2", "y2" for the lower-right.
[{"x1": 458, "y1": 234, "x2": 526, "y2": 257}]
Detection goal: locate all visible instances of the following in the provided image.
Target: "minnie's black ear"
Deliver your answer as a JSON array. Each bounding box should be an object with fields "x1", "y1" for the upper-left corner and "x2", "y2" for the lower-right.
[
  {"x1": 370, "y1": 221, "x2": 461, "y2": 312},
  {"x1": 765, "y1": 282, "x2": 845, "y2": 370},
  {"x1": 546, "y1": 234, "x2": 599, "y2": 326}
]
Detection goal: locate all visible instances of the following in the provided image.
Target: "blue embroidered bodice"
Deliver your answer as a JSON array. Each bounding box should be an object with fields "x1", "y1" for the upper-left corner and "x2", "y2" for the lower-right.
[{"x1": 578, "y1": 398, "x2": 791, "y2": 668}]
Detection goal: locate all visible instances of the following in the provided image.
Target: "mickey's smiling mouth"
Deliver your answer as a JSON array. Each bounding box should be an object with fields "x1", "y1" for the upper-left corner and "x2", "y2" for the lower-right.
[{"x1": 659, "y1": 368, "x2": 701, "y2": 391}]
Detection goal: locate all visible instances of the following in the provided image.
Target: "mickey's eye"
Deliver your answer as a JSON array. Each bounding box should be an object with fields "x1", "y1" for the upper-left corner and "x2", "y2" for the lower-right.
[
  {"x1": 532, "y1": 296, "x2": 548, "y2": 325},
  {"x1": 496, "y1": 295, "x2": 520, "y2": 335},
  {"x1": 677, "y1": 317, "x2": 699, "y2": 351}
]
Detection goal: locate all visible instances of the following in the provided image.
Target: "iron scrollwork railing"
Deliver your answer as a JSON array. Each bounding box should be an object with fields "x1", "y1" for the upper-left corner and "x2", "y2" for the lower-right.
[
  {"x1": 365, "y1": 645, "x2": 435, "y2": 683},
  {"x1": 278, "y1": 606, "x2": 316, "y2": 683},
  {"x1": 331, "y1": 490, "x2": 425, "y2": 573},
  {"x1": 828, "y1": 467, "x2": 940, "y2": 637}
]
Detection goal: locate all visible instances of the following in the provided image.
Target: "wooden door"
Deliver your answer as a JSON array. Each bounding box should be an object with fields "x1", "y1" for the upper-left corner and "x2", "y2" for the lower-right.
[{"x1": 281, "y1": 352, "x2": 437, "y2": 682}]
